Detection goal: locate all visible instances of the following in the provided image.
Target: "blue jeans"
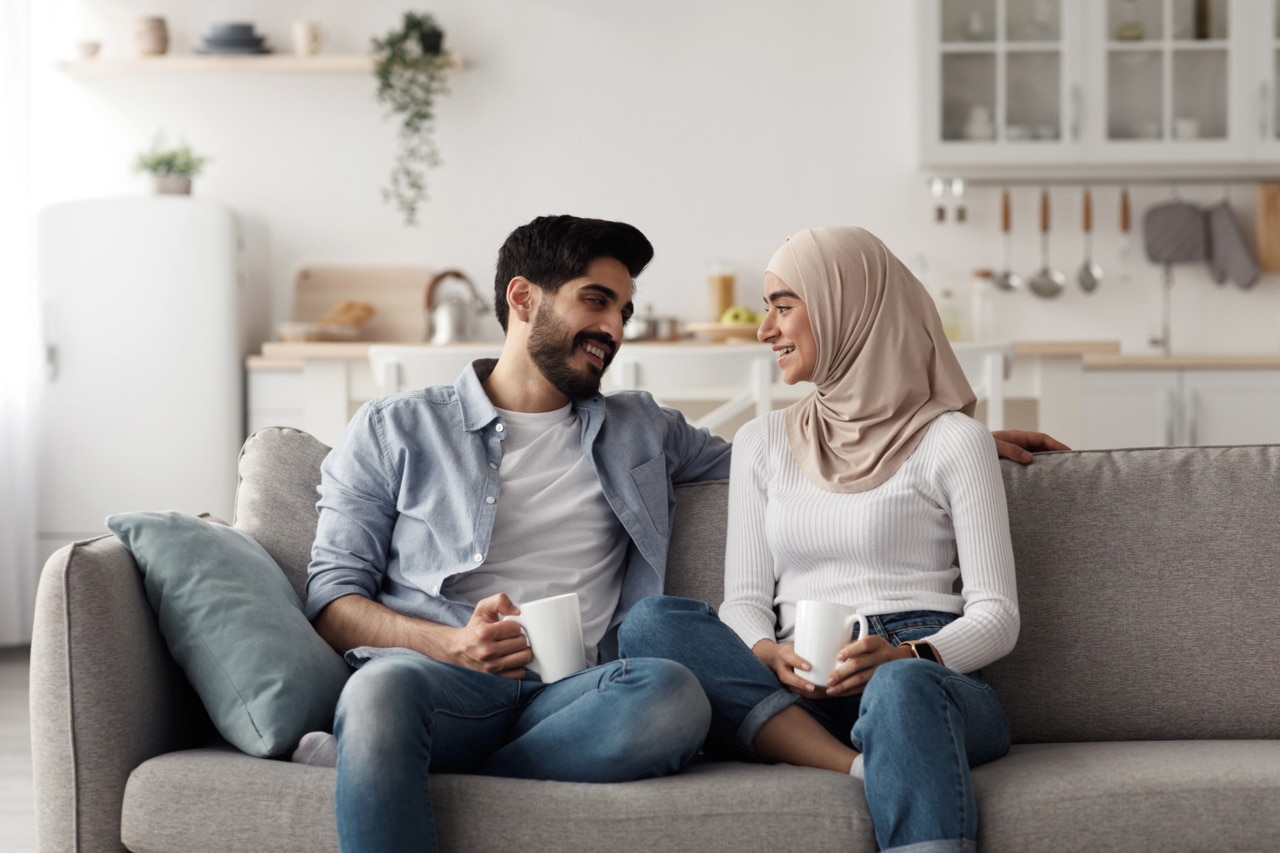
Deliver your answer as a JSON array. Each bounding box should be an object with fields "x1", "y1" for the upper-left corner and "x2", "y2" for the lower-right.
[
  {"x1": 620, "y1": 596, "x2": 1012, "y2": 853},
  {"x1": 332, "y1": 651, "x2": 709, "y2": 852}
]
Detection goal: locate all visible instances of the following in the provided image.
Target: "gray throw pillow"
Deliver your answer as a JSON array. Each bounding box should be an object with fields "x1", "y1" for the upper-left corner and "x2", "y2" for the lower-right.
[{"x1": 106, "y1": 510, "x2": 350, "y2": 758}]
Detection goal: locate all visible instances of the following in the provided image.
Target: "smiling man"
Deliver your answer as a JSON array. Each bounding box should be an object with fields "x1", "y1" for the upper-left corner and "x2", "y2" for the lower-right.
[{"x1": 300, "y1": 215, "x2": 733, "y2": 852}]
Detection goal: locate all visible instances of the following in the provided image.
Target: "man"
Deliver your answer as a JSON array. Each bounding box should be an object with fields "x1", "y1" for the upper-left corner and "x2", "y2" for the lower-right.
[{"x1": 300, "y1": 214, "x2": 1066, "y2": 851}]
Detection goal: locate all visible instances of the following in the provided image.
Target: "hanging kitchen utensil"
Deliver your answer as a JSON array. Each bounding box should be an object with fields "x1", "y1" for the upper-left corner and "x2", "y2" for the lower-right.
[
  {"x1": 1078, "y1": 187, "x2": 1103, "y2": 293},
  {"x1": 1206, "y1": 193, "x2": 1260, "y2": 289},
  {"x1": 1119, "y1": 187, "x2": 1132, "y2": 283},
  {"x1": 1028, "y1": 188, "x2": 1065, "y2": 298},
  {"x1": 951, "y1": 177, "x2": 967, "y2": 223},
  {"x1": 993, "y1": 189, "x2": 1021, "y2": 292},
  {"x1": 930, "y1": 177, "x2": 946, "y2": 223},
  {"x1": 1143, "y1": 194, "x2": 1208, "y2": 356}
]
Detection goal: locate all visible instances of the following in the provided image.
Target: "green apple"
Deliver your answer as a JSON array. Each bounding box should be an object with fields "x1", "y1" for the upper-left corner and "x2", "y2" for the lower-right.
[{"x1": 720, "y1": 305, "x2": 756, "y2": 325}]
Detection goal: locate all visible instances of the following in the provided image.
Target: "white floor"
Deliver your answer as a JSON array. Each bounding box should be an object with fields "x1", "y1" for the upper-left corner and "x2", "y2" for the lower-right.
[{"x1": 0, "y1": 646, "x2": 35, "y2": 852}]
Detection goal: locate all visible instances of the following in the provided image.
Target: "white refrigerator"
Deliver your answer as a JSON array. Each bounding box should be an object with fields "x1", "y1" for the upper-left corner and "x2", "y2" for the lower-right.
[{"x1": 36, "y1": 196, "x2": 246, "y2": 568}]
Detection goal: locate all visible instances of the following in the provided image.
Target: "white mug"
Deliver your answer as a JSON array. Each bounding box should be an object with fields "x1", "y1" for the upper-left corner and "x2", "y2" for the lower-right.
[
  {"x1": 291, "y1": 21, "x2": 323, "y2": 56},
  {"x1": 793, "y1": 600, "x2": 870, "y2": 686},
  {"x1": 502, "y1": 593, "x2": 585, "y2": 683}
]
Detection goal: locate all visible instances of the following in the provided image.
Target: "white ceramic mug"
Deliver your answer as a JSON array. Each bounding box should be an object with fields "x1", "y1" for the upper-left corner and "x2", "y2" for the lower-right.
[
  {"x1": 291, "y1": 21, "x2": 323, "y2": 56},
  {"x1": 503, "y1": 593, "x2": 585, "y2": 683},
  {"x1": 793, "y1": 600, "x2": 870, "y2": 686}
]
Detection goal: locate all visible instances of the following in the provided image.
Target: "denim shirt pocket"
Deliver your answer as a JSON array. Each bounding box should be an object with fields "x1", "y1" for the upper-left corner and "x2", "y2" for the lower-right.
[{"x1": 630, "y1": 454, "x2": 672, "y2": 540}]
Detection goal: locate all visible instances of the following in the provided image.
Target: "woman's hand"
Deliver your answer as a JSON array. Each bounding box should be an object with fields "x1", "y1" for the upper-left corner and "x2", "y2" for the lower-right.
[
  {"x1": 751, "y1": 638, "x2": 829, "y2": 695},
  {"x1": 991, "y1": 429, "x2": 1071, "y2": 464},
  {"x1": 824, "y1": 635, "x2": 915, "y2": 697}
]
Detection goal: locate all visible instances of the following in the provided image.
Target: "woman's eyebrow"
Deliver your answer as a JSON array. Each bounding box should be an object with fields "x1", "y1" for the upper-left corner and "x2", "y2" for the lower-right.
[{"x1": 766, "y1": 288, "x2": 799, "y2": 304}]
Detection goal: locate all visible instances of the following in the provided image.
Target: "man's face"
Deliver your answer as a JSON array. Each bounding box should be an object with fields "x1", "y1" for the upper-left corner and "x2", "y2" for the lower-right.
[{"x1": 527, "y1": 256, "x2": 634, "y2": 401}]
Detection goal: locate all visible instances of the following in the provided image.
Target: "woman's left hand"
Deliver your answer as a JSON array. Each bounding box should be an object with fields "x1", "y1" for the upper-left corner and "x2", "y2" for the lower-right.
[{"x1": 824, "y1": 635, "x2": 915, "y2": 697}]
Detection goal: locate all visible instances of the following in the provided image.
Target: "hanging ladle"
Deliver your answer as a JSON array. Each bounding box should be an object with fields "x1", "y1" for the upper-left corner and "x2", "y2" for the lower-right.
[
  {"x1": 993, "y1": 188, "x2": 1021, "y2": 292},
  {"x1": 1078, "y1": 187, "x2": 1103, "y2": 293},
  {"x1": 1029, "y1": 188, "x2": 1066, "y2": 298}
]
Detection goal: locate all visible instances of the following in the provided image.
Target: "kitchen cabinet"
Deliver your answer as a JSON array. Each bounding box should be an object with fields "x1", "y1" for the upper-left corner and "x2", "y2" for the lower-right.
[
  {"x1": 1082, "y1": 364, "x2": 1280, "y2": 448},
  {"x1": 919, "y1": 0, "x2": 1267, "y2": 171}
]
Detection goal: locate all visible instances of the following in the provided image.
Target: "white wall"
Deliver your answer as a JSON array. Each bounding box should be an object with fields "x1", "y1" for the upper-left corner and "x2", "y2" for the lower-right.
[{"x1": 30, "y1": 0, "x2": 1280, "y2": 355}]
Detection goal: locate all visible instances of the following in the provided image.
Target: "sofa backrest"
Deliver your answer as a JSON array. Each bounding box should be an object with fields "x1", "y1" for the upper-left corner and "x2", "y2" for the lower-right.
[{"x1": 238, "y1": 428, "x2": 1280, "y2": 745}]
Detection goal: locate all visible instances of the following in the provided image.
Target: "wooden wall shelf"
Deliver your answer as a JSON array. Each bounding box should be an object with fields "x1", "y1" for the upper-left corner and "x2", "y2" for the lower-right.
[{"x1": 57, "y1": 54, "x2": 466, "y2": 77}]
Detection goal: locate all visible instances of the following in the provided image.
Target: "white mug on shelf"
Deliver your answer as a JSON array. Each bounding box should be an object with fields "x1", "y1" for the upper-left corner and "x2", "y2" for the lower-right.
[
  {"x1": 793, "y1": 600, "x2": 869, "y2": 686},
  {"x1": 502, "y1": 593, "x2": 585, "y2": 683},
  {"x1": 291, "y1": 21, "x2": 323, "y2": 57}
]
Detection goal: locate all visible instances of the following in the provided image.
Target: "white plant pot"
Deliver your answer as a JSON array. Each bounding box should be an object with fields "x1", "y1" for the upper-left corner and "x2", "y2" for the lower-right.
[{"x1": 153, "y1": 175, "x2": 192, "y2": 195}]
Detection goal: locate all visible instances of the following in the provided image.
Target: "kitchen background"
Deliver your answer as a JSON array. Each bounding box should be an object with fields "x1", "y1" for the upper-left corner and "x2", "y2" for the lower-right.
[{"x1": 30, "y1": 0, "x2": 1280, "y2": 353}]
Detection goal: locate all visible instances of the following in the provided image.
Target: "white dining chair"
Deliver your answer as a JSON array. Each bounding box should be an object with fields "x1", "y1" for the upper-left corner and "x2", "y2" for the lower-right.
[{"x1": 605, "y1": 343, "x2": 778, "y2": 432}]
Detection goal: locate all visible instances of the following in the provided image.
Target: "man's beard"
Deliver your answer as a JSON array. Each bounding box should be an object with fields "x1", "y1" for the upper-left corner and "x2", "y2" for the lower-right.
[{"x1": 527, "y1": 302, "x2": 614, "y2": 402}]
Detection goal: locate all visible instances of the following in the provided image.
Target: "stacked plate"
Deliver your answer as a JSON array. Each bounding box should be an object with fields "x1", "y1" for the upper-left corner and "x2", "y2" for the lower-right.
[{"x1": 197, "y1": 22, "x2": 271, "y2": 55}]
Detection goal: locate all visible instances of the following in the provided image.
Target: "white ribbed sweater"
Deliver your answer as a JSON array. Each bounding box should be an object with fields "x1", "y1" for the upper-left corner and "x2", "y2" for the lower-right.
[{"x1": 720, "y1": 410, "x2": 1019, "y2": 675}]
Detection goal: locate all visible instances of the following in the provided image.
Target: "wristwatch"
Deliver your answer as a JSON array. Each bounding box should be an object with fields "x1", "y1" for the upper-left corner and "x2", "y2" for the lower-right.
[{"x1": 903, "y1": 640, "x2": 942, "y2": 665}]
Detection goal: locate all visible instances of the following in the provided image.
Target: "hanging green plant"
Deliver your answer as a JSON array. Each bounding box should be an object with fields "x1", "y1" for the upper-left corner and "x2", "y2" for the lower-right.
[{"x1": 371, "y1": 11, "x2": 451, "y2": 226}]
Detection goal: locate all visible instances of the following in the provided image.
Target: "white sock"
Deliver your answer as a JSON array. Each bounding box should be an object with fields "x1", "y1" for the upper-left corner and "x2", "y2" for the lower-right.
[
  {"x1": 291, "y1": 731, "x2": 338, "y2": 767},
  {"x1": 849, "y1": 753, "x2": 864, "y2": 779}
]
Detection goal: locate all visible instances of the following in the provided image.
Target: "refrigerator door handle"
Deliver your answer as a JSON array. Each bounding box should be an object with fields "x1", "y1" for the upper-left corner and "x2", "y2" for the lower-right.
[{"x1": 42, "y1": 300, "x2": 58, "y2": 382}]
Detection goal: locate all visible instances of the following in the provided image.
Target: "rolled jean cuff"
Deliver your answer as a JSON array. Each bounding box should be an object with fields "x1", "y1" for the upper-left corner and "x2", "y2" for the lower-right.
[{"x1": 735, "y1": 686, "x2": 803, "y2": 757}]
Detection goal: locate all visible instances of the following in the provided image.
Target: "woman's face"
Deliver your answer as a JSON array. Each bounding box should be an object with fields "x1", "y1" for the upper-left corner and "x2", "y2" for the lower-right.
[{"x1": 757, "y1": 271, "x2": 816, "y2": 385}]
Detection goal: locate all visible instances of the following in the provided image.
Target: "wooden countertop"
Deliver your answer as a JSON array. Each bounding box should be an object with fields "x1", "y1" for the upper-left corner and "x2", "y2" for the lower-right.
[{"x1": 1085, "y1": 353, "x2": 1280, "y2": 369}]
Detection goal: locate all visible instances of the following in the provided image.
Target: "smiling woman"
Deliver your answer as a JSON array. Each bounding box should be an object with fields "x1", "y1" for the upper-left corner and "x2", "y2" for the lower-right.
[{"x1": 0, "y1": 0, "x2": 39, "y2": 646}]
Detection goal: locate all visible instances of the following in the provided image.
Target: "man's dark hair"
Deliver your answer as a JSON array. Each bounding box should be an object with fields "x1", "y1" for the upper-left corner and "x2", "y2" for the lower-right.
[{"x1": 493, "y1": 215, "x2": 654, "y2": 330}]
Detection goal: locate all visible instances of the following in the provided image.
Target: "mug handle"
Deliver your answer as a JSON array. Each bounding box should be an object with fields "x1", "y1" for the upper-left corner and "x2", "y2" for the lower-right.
[{"x1": 844, "y1": 613, "x2": 869, "y2": 642}]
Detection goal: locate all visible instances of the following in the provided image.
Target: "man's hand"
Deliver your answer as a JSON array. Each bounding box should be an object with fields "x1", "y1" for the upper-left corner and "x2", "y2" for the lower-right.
[
  {"x1": 442, "y1": 593, "x2": 533, "y2": 679},
  {"x1": 992, "y1": 429, "x2": 1071, "y2": 464}
]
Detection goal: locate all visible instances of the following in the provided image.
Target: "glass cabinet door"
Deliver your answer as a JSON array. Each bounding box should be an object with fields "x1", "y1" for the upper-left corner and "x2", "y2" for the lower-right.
[
  {"x1": 1090, "y1": 0, "x2": 1248, "y2": 161},
  {"x1": 923, "y1": 0, "x2": 1082, "y2": 164}
]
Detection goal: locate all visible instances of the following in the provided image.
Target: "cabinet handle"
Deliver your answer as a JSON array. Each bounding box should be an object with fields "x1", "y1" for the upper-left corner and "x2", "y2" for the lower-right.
[
  {"x1": 1165, "y1": 388, "x2": 1177, "y2": 446},
  {"x1": 1187, "y1": 388, "x2": 1199, "y2": 447},
  {"x1": 1260, "y1": 82, "x2": 1270, "y2": 141},
  {"x1": 1070, "y1": 85, "x2": 1082, "y2": 142}
]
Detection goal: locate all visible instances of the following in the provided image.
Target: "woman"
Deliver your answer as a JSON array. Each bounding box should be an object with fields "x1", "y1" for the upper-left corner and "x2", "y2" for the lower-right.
[{"x1": 619, "y1": 226, "x2": 1019, "y2": 852}]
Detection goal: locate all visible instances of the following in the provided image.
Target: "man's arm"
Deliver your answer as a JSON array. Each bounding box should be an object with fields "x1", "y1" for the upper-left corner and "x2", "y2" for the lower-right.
[
  {"x1": 314, "y1": 592, "x2": 534, "y2": 678},
  {"x1": 992, "y1": 429, "x2": 1070, "y2": 464}
]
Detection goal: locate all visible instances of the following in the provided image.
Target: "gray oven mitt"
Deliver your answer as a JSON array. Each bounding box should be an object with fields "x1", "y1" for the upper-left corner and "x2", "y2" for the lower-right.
[
  {"x1": 1206, "y1": 201, "x2": 1260, "y2": 289},
  {"x1": 1143, "y1": 201, "x2": 1207, "y2": 264}
]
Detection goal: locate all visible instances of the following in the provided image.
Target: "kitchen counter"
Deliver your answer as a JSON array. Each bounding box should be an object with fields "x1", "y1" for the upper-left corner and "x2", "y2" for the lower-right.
[
  {"x1": 1085, "y1": 353, "x2": 1280, "y2": 369},
  {"x1": 246, "y1": 339, "x2": 1119, "y2": 447}
]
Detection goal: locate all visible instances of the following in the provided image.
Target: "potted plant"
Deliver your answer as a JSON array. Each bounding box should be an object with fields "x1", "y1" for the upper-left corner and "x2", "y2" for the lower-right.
[
  {"x1": 133, "y1": 136, "x2": 208, "y2": 195},
  {"x1": 371, "y1": 11, "x2": 451, "y2": 226}
]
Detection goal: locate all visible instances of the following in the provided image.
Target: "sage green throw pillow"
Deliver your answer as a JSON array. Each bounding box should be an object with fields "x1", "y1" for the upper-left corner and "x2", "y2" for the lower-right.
[{"x1": 106, "y1": 510, "x2": 350, "y2": 758}]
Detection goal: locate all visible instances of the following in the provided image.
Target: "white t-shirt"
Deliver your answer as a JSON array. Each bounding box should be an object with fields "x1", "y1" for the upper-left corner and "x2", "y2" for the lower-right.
[
  {"x1": 719, "y1": 410, "x2": 1019, "y2": 675},
  {"x1": 444, "y1": 403, "x2": 627, "y2": 665}
]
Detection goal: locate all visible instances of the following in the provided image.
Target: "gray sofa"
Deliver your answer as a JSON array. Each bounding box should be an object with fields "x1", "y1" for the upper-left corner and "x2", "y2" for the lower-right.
[{"x1": 30, "y1": 427, "x2": 1280, "y2": 852}]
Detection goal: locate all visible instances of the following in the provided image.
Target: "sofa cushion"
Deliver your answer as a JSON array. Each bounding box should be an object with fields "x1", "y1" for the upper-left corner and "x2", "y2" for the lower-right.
[
  {"x1": 106, "y1": 511, "x2": 350, "y2": 758},
  {"x1": 121, "y1": 747, "x2": 875, "y2": 853},
  {"x1": 990, "y1": 446, "x2": 1280, "y2": 743},
  {"x1": 233, "y1": 426, "x2": 331, "y2": 605}
]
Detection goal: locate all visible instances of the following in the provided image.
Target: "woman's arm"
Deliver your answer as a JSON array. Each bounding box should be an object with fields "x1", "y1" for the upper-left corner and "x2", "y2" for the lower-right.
[
  {"x1": 926, "y1": 415, "x2": 1021, "y2": 673},
  {"x1": 718, "y1": 418, "x2": 781, "y2": 650}
]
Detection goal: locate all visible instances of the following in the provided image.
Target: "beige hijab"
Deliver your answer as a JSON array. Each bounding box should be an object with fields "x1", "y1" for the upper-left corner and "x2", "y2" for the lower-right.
[{"x1": 767, "y1": 227, "x2": 976, "y2": 493}]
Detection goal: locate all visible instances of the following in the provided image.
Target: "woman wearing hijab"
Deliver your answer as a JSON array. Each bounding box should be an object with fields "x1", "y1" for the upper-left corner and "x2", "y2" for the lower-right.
[{"x1": 619, "y1": 227, "x2": 1019, "y2": 852}]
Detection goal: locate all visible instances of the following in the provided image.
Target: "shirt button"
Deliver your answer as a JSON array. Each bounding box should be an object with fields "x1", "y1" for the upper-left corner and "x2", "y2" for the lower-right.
[
  {"x1": 489, "y1": 462, "x2": 497, "y2": 470},
  {"x1": 495, "y1": 424, "x2": 505, "y2": 433},
  {"x1": 485, "y1": 496, "x2": 495, "y2": 504},
  {"x1": 473, "y1": 553, "x2": 483, "y2": 563}
]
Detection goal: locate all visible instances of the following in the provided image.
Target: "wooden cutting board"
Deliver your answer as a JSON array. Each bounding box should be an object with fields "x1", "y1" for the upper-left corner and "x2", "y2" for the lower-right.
[
  {"x1": 294, "y1": 265, "x2": 432, "y2": 341},
  {"x1": 1256, "y1": 185, "x2": 1280, "y2": 272}
]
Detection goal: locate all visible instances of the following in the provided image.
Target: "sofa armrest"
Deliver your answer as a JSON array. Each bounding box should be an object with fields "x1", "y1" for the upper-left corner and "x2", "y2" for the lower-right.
[{"x1": 30, "y1": 534, "x2": 212, "y2": 853}]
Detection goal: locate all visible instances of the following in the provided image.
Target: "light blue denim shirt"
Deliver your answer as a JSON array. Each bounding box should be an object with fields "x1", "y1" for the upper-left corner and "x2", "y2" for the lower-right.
[{"x1": 305, "y1": 358, "x2": 732, "y2": 661}]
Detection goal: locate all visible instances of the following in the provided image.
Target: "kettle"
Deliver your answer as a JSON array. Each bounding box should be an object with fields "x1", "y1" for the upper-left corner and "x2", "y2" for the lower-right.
[{"x1": 424, "y1": 269, "x2": 488, "y2": 345}]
